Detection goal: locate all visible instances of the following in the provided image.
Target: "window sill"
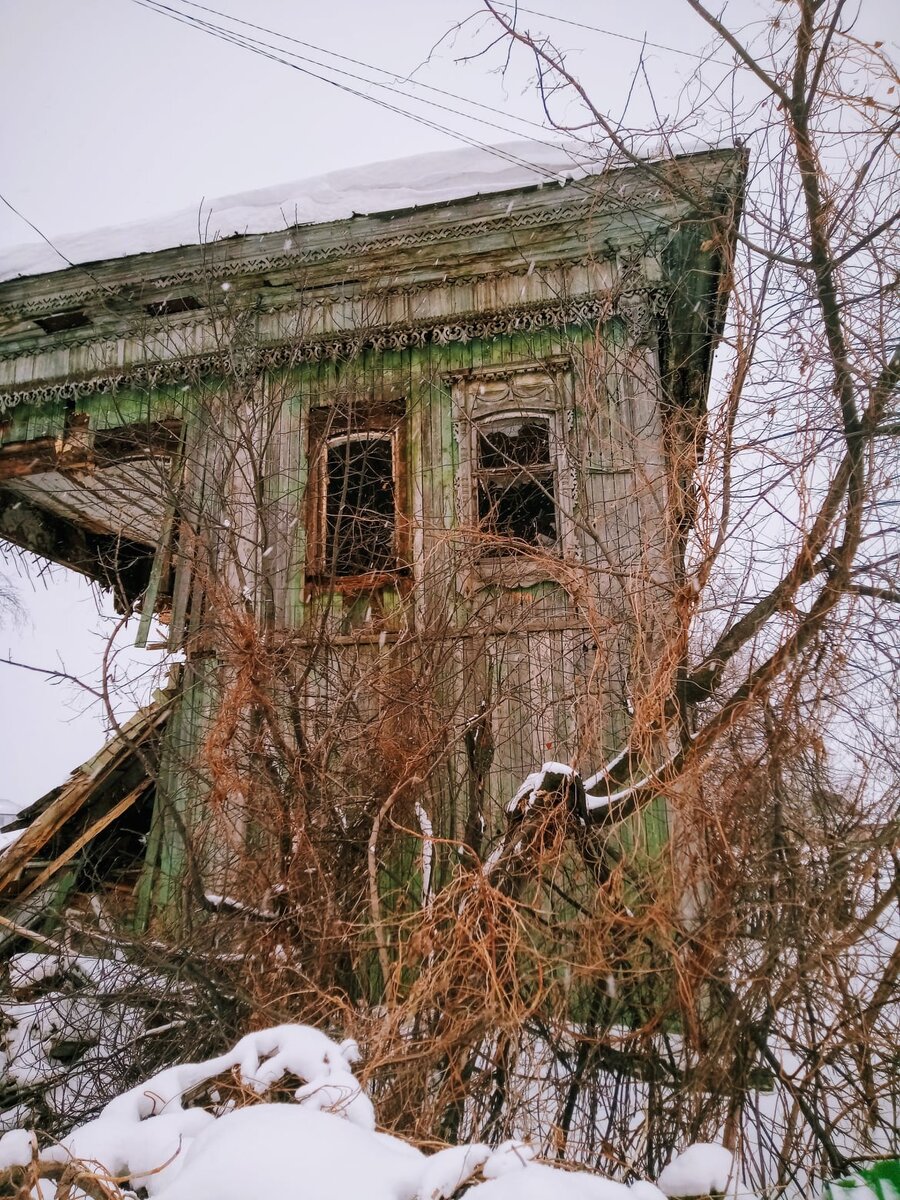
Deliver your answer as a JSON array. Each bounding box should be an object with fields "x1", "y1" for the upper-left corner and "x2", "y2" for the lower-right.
[
  {"x1": 304, "y1": 568, "x2": 410, "y2": 599},
  {"x1": 466, "y1": 554, "x2": 563, "y2": 591}
]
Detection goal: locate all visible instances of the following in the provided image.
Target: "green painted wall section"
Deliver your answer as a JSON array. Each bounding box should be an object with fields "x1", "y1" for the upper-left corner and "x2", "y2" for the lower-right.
[
  {"x1": 4, "y1": 322, "x2": 675, "y2": 937},
  {"x1": 135, "y1": 658, "x2": 220, "y2": 933}
]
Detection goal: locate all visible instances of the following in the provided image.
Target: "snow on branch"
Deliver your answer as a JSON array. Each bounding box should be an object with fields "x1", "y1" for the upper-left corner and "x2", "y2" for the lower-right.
[
  {"x1": 0, "y1": 1015, "x2": 731, "y2": 1199},
  {"x1": 503, "y1": 757, "x2": 656, "y2": 827}
]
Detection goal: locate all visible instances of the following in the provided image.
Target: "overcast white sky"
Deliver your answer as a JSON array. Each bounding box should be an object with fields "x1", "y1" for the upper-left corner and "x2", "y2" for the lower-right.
[
  {"x1": 0, "y1": 0, "x2": 896, "y2": 810},
  {"x1": 0, "y1": 0, "x2": 722, "y2": 248}
]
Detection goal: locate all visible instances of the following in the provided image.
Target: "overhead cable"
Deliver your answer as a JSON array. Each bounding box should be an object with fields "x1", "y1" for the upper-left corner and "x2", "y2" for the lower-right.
[
  {"x1": 128, "y1": 0, "x2": 595, "y2": 186},
  {"x1": 166, "y1": 0, "x2": 556, "y2": 137}
]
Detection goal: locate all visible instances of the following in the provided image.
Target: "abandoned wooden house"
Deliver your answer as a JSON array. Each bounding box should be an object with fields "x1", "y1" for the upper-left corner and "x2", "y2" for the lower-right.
[{"x1": 0, "y1": 143, "x2": 743, "y2": 938}]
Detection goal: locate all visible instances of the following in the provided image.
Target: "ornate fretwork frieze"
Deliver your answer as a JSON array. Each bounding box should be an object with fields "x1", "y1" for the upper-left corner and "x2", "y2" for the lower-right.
[
  {"x1": 0, "y1": 283, "x2": 667, "y2": 414},
  {"x1": 617, "y1": 290, "x2": 669, "y2": 346},
  {"x1": 0, "y1": 169, "x2": 676, "y2": 321},
  {"x1": 1, "y1": 204, "x2": 592, "y2": 319},
  {"x1": 0, "y1": 253, "x2": 633, "y2": 364},
  {"x1": 443, "y1": 355, "x2": 573, "y2": 385}
]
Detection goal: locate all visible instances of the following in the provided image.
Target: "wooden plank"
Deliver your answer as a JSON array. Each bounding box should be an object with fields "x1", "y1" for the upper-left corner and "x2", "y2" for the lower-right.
[
  {"x1": 135, "y1": 683, "x2": 188, "y2": 926},
  {"x1": 135, "y1": 450, "x2": 183, "y2": 647},
  {"x1": 148, "y1": 661, "x2": 214, "y2": 922},
  {"x1": 168, "y1": 413, "x2": 205, "y2": 647},
  {"x1": 0, "y1": 437, "x2": 64, "y2": 481},
  {"x1": 0, "y1": 420, "x2": 177, "y2": 483},
  {"x1": 12, "y1": 781, "x2": 150, "y2": 905},
  {"x1": 0, "y1": 777, "x2": 102, "y2": 895},
  {"x1": 133, "y1": 779, "x2": 165, "y2": 932},
  {"x1": 0, "y1": 703, "x2": 169, "y2": 895}
]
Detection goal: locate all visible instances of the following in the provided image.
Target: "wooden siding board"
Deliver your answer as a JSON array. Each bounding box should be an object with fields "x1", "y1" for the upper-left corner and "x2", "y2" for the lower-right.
[
  {"x1": 147, "y1": 657, "x2": 220, "y2": 925},
  {"x1": 2, "y1": 399, "x2": 64, "y2": 445},
  {"x1": 284, "y1": 379, "x2": 308, "y2": 628},
  {"x1": 0, "y1": 156, "x2": 748, "y2": 921},
  {"x1": 135, "y1": 456, "x2": 181, "y2": 648},
  {"x1": 82, "y1": 390, "x2": 149, "y2": 432},
  {"x1": 3, "y1": 307, "x2": 675, "y2": 889}
]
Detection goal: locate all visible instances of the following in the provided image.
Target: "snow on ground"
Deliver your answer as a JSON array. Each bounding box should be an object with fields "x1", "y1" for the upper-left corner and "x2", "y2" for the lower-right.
[
  {"x1": 0, "y1": 1128, "x2": 36, "y2": 1170},
  {"x1": 0, "y1": 948, "x2": 189, "y2": 1134},
  {"x1": 657, "y1": 1144, "x2": 734, "y2": 1196},
  {"x1": 152, "y1": 1105, "x2": 428, "y2": 1200},
  {"x1": 0, "y1": 1014, "x2": 733, "y2": 1200}
]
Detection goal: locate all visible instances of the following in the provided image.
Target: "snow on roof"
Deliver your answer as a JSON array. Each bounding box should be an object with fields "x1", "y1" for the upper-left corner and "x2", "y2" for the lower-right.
[{"x1": 0, "y1": 140, "x2": 601, "y2": 285}]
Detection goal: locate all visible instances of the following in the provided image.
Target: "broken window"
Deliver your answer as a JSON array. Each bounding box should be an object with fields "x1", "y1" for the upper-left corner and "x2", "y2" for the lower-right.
[
  {"x1": 306, "y1": 401, "x2": 406, "y2": 583},
  {"x1": 324, "y1": 432, "x2": 396, "y2": 575},
  {"x1": 451, "y1": 362, "x2": 574, "y2": 571},
  {"x1": 145, "y1": 295, "x2": 203, "y2": 317},
  {"x1": 474, "y1": 417, "x2": 557, "y2": 547}
]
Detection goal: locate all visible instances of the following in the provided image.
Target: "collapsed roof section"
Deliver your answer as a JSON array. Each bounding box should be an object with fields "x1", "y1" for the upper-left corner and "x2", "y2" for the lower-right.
[{"x1": 0, "y1": 691, "x2": 174, "y2": 949}]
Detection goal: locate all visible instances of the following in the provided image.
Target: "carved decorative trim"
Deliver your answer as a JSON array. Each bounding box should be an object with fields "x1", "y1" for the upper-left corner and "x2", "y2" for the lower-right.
[
  {"x1": 444, "y1": 355, "x2": 572, "y2": 384},
  {"x1": 0, "y1": 284, "x2": 668, "y2": 414},
  {"x1": 0, "y1": 169, "x2": 674, "y2": 320},
  {"x1": 0, "y1": 257, "x2": 607, "y2": 362},
  {"x1": 0, "y1": 203, "x2": 595, "y2": 315}
]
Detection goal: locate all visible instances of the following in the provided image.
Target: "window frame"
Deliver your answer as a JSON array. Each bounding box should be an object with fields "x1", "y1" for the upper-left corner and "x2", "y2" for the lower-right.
[
  {"x1": 472, "y1": 413, "x2": 559, "y2": 548},
  {"x1": 305, "y1": 399, "x2": 408, "y2": 592},
  {"x1": 451, "y1": 360, "x2": 576, "y2": 583}
]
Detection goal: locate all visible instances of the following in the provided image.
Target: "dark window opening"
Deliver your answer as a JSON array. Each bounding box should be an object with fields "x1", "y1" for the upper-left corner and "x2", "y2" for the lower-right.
[
  {"x1": 325, "y1": 434, "x2": 396, "y2": 576},
  {"x1": 91, "y1": 419, "x2": 181, "y2": 463},
  {"x1": 478, "y1": 477, "x2": 557, "y2": 545},
  {"x1": 35, "y1": 310, "x2": 92, "y2": 334},
  {"x1": 477, "y1": 419, "x2": 551, "y2": 469},
  {"x1": 475, "y1": 417, "x2": 557, "y2": 548},
  {"x1": 145, "y1": 295, "x2": 203, "y2": 317},
  {"x1": 82, "y1": 781, "x2": 155, "y2": 884}
]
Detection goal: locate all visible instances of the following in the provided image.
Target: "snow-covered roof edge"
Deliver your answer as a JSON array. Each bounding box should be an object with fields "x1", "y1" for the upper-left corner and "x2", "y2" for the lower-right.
[{"x1": 0, "y1": 138, "x2": 728, "y2": 285}]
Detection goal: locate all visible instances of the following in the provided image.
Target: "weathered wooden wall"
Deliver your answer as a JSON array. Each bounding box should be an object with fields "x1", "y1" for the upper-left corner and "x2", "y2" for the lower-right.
[
  {"x1": 0, "y1": 320, "x2": 676, "y2": 903},
  {"x1": 0, "y1": 149, "x2": 744, "y2": 915},
  {"x1": 135, "y1": 313, "x2": 675, "y2": 910}
]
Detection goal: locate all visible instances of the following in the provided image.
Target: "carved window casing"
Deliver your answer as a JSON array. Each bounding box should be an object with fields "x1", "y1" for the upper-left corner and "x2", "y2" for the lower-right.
[
  {"x1": 305, "y1": 400, "x2": 408, "y2": 587},
  {"x1": 452, "y1": 361, "x2": 576, "y2": 583}
]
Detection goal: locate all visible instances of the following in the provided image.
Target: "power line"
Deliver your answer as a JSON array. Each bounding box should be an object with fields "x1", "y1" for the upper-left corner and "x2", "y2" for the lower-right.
[
  {"x1": 130, "y1": 0, "x2": 724, "y2": 198},
  {"x1": 0, "y1": 191, "x2": 115, "y2": 293},
  {"x1": 128, "y1": 0, "x2": 592, "y2": 186},
  {"x1": 169, "y1": 0, "x2": 554, "y2": 138},
  {"x1": 0, "y1": 192, "x2": 77, "y2": 272},
  {"x1": 179, "y1": 0, "x2": 728, "y2": 72},
  {"x1": 487, "y1": 1, "x2": 732, "y2": 67},
  {"x1": 138, "y1": 0, "x2": 559, "y2": 151},
  {"x1": 129, "y1": 0, "x2": 715, "y2": 222}
]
